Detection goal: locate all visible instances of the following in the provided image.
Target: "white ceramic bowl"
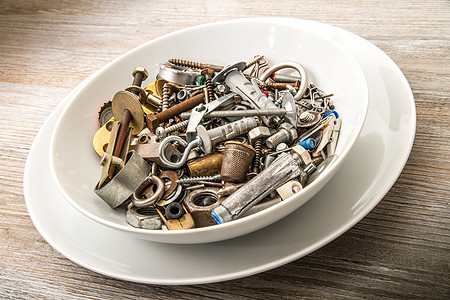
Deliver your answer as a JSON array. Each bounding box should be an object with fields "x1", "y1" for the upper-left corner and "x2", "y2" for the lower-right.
[{"x1": 50, "y1": 18, "x2": 368, "y2": 244}]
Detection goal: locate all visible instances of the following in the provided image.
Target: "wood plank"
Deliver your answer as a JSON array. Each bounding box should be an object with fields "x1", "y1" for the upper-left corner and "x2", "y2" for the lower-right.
[{"x1": 0, "y1": 0, "x2": 449, "y2": 298}]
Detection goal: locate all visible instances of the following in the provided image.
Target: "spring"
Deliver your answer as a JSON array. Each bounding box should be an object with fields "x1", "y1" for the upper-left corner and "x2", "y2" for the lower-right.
[
  {"x1": 251, "y1": 139, "x2": 263, "y2": 174},
  {"x1": 168, "y1": 58, "x2": 203, "y2": 70},
  {"x1": 205, "y1": 77, "x2": 215, "y2": 103},
  {"x1": 161, "y1": 83, "x2": 171, "y2": 111},
  {"x1": 300, "y1": 111, "x2": 314, "y2": 122}
]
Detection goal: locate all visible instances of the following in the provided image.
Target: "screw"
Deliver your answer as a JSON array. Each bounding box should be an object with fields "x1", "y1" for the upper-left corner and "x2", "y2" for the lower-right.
[
  {"x1": 252, "y1": 77, "x2": 299, "y2": 90},
  {"x1": 155, "y1": 119, "x2": 189, "y2": 139},
  {"x1": 177, "y1": 174, "x2": 222, "y2": 185},
  {"x1": 168, "y1": 58, "x2": 223, "y2": 72},
  {"x1": 266, "y1": 122, "x2": 298, "y2": 149},
  {"x1": 146, "y1": 93, "x2": 205, "y2": 131},
  {"x1": 201, "y1": 68, "x2": 215, "y2": 103},
  {"x1": 244, "y1": 55, "x2": 267, "y2": 70},
  {"x1": 266, "y1": 82, "x2": 299, "y2": 90}
]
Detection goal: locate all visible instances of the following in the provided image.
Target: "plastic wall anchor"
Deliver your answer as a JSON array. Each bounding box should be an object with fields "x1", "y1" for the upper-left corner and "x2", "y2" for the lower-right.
[{"x1": 298, "y1": 138, "x2": 316, "y2": 150}]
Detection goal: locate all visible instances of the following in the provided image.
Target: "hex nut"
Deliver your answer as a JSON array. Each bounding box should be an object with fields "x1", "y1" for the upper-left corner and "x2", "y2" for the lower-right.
[
  {"x1": 132, "y1": 67, "x2": 149, "y2": 81},
  {"x1": 184, "y1": 187, "x2": 224, "y2": 228},
  {"x1": 126, "y1": 206, "x2": 163, "y2": 230},
  {"x1": 248, "y1": 126, "x2": 271, "y2": 145},
  {"x1": 291, "y1": 144, "x2": 312, "y2": 166}
]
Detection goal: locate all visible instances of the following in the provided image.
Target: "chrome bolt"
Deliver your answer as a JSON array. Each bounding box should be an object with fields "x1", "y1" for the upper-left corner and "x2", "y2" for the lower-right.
[{"x1": 266, "y1": 123, "x2": 298, "y2": 149}]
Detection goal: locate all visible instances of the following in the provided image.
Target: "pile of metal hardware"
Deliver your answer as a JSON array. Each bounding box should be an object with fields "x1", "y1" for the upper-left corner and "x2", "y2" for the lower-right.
[{"x1": 92, "y1": 55, "x2": 341, "y2": 230}]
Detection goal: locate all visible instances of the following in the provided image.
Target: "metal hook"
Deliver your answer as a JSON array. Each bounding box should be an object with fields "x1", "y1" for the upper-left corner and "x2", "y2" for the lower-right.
[
  {"x1": 132, "y1": 174, "x2": 165, "y2": 207},
  {"x1": 260, "y1": 61, "x2": 309, "y2": 101},
  {"x1": 158, "y1": 135, "x2": 202, "y2": 168}
]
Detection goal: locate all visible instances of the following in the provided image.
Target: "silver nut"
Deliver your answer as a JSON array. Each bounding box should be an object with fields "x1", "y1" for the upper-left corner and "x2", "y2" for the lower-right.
[
  {"x1": 126, "y1": 206, "x2": 163, "y2": 229},
  {"x1": 291, "y1": 145, "x2": 312, "y2": 166},
  {"x1": 248, "y1": 126, "x2": 271, "y2": 144}
]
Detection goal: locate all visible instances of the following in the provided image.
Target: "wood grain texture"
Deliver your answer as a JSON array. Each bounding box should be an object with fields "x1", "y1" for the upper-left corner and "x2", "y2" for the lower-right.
[{"x1": 0, "y1": 0, "x2": 449, "y2": 299}]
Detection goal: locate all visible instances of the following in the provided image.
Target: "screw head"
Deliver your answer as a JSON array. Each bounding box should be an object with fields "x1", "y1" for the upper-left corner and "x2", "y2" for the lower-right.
[{"x1": 200, "y1": 68, "x2": 215, "y2": 79}]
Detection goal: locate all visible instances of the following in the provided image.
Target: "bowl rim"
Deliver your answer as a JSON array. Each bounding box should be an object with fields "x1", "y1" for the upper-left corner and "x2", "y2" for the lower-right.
[{"x1": 49, "y1": 17, "x2": 369, "y2": 240}]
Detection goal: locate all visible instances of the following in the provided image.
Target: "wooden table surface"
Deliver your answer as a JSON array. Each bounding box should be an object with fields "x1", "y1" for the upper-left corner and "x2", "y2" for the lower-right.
[{"x1": 1, "y1": 0, "x2": 449, "y2": 299}]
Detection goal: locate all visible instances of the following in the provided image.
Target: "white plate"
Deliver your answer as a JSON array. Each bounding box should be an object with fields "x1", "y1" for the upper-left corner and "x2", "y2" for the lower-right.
[{"x1": 24, "y1": 18, "x2": 415, "y2": 285}]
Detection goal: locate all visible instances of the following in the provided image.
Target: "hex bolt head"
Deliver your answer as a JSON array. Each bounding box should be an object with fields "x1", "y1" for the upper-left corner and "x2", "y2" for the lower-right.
[
  {"x1": 266, "y1": 123, "x2": 298, "y2": 149},
  {"x1": 201, "y1": 68, "x2": 215, "y2": 79},
  {"x1": 132, "y1": 67, "x2": 149, "y2": 81},
  {"x1": 248, "y1": 126, "x2": 271, "y2": 145}
]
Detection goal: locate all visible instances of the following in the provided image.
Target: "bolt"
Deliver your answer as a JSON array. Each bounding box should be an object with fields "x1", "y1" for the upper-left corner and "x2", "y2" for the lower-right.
[
  {"x1": 272, "y1": 73, "x2": 301, "y2": 83},
  {"x1": 177, "y1": 174, "x2": 222, "y2": 185},
  {"x1": 155, "y1": 119, "x2": 189, "y2": 139},
  {"x1": 276, "y1": 142, "x2": 289, "y2": 152},
  {"x1": 108, "y1": 108, "x2": 131, "y2": 179},
  {"x1": 146, "y1": 93, "x2": 205, "y2": 131},
  {"x1": 132, "y1": 67, "x2": 149, "y2": 87},
  {"x1": 180, "y1": 107, "x2": 288, "y2": 120},
  {"x1": 266, "y1": 122, "x2": 298, "y2": 149},
  {"x1": 100, "y1": 153, "x2": 124, "y2": 168},
  {"x1": 168, "y1": 58, "x2": 223, "y2": 72}
]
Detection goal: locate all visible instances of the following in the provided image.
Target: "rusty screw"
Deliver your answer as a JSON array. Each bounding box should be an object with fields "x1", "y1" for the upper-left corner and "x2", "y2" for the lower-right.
[
  {"x1": 265, "y1": 82, "x2": 298, "y2": 90},
  {"x1": 146, "y1": 93, "x2": 205, "y2": 131},
  {"x1": 201, "y1": 68, "x2": 215, "y2": 103},
  {"x1": 168, "y1": 58, "x2": 224, "y2": 72}
]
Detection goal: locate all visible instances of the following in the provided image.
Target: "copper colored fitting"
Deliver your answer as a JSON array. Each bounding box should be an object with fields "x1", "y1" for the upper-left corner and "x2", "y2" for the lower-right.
[
  {"x1": 184, "y1": 187, "x2": 224, "y2": 228},
  {"x1": 265, "y1": 82, "x2": 298, "y2": 90},
  {"x1": 187, "y1": 152, "x2": 224, "y2": 177}
]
